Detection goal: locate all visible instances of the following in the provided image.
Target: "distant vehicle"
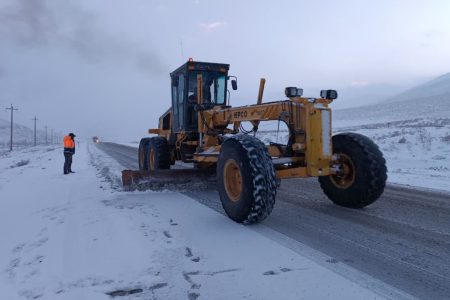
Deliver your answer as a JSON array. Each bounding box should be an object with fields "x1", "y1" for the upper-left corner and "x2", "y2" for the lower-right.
[{"x1": 92, "y1": 136, "x2": 100, "y2": 143}]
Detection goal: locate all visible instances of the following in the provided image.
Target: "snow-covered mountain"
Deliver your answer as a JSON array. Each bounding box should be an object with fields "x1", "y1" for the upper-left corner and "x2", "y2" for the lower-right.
[
  {"x1": 387, "y1": 72, "x2": 450, "y2": 103},
  {"x1": 333, "y1": 73, "x2": 450, "y2": 127},
  {"x1": 0, "y1": 118, "x2": 47, "y2": 149},
  {"x1": 335, "y1": 83, "x2": 406, "y2": 109}
]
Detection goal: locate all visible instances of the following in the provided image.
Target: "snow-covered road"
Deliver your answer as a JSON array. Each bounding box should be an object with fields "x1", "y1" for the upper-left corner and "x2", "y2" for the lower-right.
[{"x1": 0, "y1": 144, "x2": 395, "y2": 299}]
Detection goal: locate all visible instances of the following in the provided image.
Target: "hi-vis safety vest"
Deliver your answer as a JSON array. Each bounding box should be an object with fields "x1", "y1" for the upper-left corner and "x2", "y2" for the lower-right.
[{"x1": 63, "y1": 136, "x2": 75, "y2": 149}]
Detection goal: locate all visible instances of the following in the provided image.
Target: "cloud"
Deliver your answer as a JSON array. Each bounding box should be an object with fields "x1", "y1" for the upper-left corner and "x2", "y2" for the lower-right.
[
  {"x1": 350, "y1": 80, "x2": 369, "y2": 87},
  {"x1": 0, "y1": 0, "x2": 165, "y2": 75},
  {"x1": 199, "y1": 21, "x2": 226, "y2": 33}
]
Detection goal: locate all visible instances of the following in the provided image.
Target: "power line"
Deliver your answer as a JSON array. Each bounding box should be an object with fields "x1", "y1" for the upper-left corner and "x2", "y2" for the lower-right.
[{"x1": 5, "y1": 104, "x2": 18, "y2": 151}]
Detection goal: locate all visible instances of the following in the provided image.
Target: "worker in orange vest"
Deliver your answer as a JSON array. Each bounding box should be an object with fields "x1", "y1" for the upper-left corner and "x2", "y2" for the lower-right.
[{"x1": 63, "y1": 133, "x2": 76, "y2": 174}]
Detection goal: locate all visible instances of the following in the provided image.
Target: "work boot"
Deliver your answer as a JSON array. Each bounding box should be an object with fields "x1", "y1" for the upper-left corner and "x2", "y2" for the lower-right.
[{"x1": 69, "y1": 171, "x2": 75, "y2": 173}]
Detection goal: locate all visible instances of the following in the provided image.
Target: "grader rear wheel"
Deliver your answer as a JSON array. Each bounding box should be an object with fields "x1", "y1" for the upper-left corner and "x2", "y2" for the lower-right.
[
  {"x1": 149, "y1": 148, "x2": 155, "y2": 170},
  {"x1": 217, "y1": 135, "x2": 277, "y2": 224},
  {"x1": 147, "y1": 137, "x2": 171, "y2": 171},
  {"x1": 319, "y1": 132, "x2": 387, "y2": 208},
  {"x1": 138, "y1": 138, "x2": 151, "y2": 170}
]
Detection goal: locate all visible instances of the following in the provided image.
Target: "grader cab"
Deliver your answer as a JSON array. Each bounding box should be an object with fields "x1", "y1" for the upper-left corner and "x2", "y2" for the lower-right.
[{"x1": 122, "y1": 59, "x2": 387, "y2": 224}]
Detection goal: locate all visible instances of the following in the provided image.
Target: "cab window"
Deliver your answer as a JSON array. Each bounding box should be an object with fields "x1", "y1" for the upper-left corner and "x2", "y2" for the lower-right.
[{"x1": 188, "y1": 72, "x2": 226, "y2": 105}]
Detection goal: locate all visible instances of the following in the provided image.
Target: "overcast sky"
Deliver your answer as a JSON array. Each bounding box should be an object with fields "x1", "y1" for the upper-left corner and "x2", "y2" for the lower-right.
[{"x1": 1, "y1": 0, "x2": 450, "y2": 141}]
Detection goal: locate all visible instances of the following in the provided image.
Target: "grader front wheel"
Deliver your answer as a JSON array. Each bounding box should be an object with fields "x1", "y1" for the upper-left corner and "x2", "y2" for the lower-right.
[
  {"x1": 319, "y1": 133, "x2": 387, "y2": 208},
  {"x1": 217, "y1": 135, "x2": 277, "y2": 224},
  {"x1": 223, "y1": 159, "x2": 243, "y2": 202},
  {"x1": 329, "y1": 153, "x2": 356, "y2": 189}
]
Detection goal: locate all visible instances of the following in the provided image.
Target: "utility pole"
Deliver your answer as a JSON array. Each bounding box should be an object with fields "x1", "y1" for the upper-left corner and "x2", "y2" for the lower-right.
[
  {"x1": 32, "y1": 116, "x2": 38, "y2": 146},
  {"x1": 51, "y1": 128, "x2": 53, "y2": 144},
  {"x1": 6, "y1": 104, "x2": 18, "y2": 151},
  {"x1": 45, "y1": 126, "x2": 48, "y2": 145}
]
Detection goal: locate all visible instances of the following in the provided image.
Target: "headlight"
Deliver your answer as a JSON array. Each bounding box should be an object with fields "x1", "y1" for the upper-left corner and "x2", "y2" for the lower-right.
[
  {"x1": 320, "y1": 90, "x2": 338, "y2": 99},
  {"x1": 285, "y1": 87, "x2": 303, "y2": 98}
]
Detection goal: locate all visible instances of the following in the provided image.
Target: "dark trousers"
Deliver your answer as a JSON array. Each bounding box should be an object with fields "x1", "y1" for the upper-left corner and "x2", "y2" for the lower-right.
[{"x1": 64, "y1": 152, "x2": 73, "y2": 174}]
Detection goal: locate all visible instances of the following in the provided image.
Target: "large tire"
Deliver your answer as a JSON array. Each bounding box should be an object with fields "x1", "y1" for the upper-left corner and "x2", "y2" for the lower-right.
[
  {"x1": 147, "y1": 137, "x2": 170, "y2": 171},
  {"x1": 318, "y1": 132, "x2": 387, "y2": 208},
  {"x1": 217, "y1": 135, "x2": 277, "y2": 224},
  {"x1": 138, "y1": 138, "x2": 151, "y2": 170}
]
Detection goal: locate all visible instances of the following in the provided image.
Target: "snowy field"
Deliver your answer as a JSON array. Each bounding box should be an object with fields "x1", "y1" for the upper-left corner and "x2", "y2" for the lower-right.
[
  {"x1": 334, "y1": 118, "x2": 450, "y2": 192},
  {"x1": 0, "y1": 144, "x2": 389, "y2": 300}
]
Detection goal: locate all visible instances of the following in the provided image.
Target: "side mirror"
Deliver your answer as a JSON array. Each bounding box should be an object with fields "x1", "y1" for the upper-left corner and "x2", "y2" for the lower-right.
[
  {"x1": 231, "y1": 79, "x2": 238, "y2": 90},
  {"x1": 228, "y1": 76, "x2": 238, "y2": 90}
]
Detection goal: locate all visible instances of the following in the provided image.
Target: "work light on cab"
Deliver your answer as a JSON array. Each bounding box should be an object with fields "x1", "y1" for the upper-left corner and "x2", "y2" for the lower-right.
[
  {"x1": 285, "y1": 87, "x2": 303, "y2": 98},
  {"x1": 320, "y1": 89, "x2": 338, "y2": 100}
]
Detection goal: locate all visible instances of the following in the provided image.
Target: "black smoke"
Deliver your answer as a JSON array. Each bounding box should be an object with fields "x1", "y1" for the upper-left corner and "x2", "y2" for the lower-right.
[{"x1": 0, "y1": 0, "x2": 165, "y2": 75}]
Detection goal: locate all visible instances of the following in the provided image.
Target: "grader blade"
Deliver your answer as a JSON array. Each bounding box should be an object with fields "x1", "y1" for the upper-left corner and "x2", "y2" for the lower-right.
[{"x1": 121, "y1": 169, "x2": 216, "y2": 191}]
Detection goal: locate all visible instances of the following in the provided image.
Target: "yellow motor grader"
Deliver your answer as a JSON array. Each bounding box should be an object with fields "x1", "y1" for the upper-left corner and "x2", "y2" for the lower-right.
[{"x1": 122, "y1": 59, "x2": 387, "y2": 224}]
